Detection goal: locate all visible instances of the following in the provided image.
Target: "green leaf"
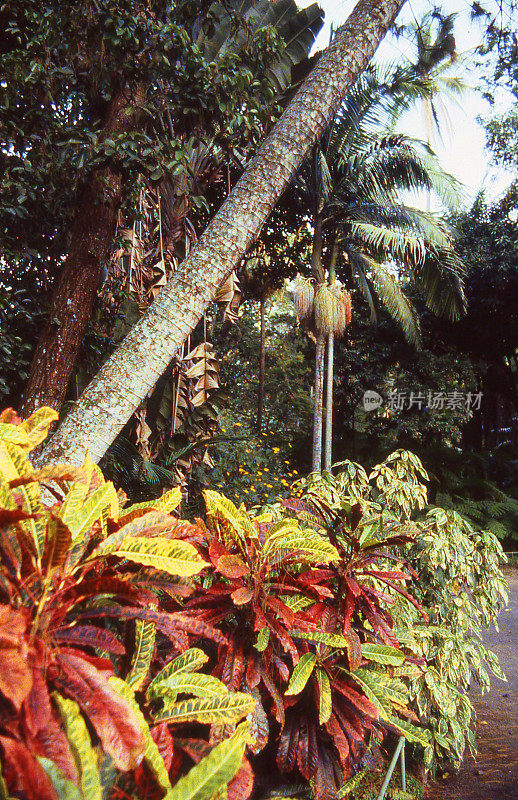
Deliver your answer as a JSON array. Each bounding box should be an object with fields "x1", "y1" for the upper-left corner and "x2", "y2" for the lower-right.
[
  {"x1": 152, "y1": 693, "x2": 255, "y2": 725},
  {"x1": 108, "y1": 536, "x2": 208, "y2": 576},
  {"x1": 127, "y1": 620, "x2": 156, "y2": 690},
  {"x1": 361, "y1": 643, "x2": 405, "y2": 666},
  {"x1": 290, "y1": 628, "x2": 352, "y2": 649},
  {"x1": 109, "y1": 677, "x2": 172, "y2": 794},
  {"x1": 255, "y1": 627, "x2": 270, "y2": 652},
  {"x1": 166, "y1": 722, "x2": 250, "y2": 800},
  {"x1": 147, "y1": 648, "x2": 208, "y2": 696},
  {"x1": 68, "y1": 484, "x2": 116, "y2": 538},
  {"x1": 147, "y1": 673, "x2": 228, "y2": 703},
  {"x1": 53, "y1": 693, "x2": 102, "y2": 800},
  {"x1": 388, "y1": 716, "x2": 432, "y2": 747},
  {"x1": 285, "y1": 653, "x2": 316, "y2": 696},
  {"x1": 37, "y1": 758, "x2": 83, "y2": 800},
  {"x1": 316, "y1": 668, "x2": 332, "y2": 724}
]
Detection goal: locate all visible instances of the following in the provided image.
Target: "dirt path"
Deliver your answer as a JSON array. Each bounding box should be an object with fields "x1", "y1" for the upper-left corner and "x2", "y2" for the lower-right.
[{"x1": 426, "y1": 567, "x2": 518, "y2": 800}]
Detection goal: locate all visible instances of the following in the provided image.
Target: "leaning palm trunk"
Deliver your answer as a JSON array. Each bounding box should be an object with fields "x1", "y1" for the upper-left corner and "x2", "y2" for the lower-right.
[{"x1": 38, "y1": 0, "x2": 408, "y2": 467}]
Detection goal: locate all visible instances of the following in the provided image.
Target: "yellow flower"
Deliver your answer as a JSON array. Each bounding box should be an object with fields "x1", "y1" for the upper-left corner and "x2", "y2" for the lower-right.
[
  {"x1": 281, "y1": 480, "x2": 288, "y2": 486},
  {"x1": 221, "y1": 427, "x2": 226, "y2": 432},
  {"x1": 264, "y1": 468, "x2": 269, "y2": 472},
  {"x1": 250, "y1": 485, "x2": 255, "y2": 490},
  {"x1": 284, "y1": 460, "x2": 290, "y2": 464},
  {"x1": 293, "y1": 470, "x2": 298, "y2": 475},
  {"x1": 272, "y1": 447, "x2": 280, "y2": 453},
  {"x1": 257, "y1": 471, "x2": 263, "y2": 475},
  {"x1": 236, "y1": 422, "x2": 242, "y2": 426},
  {"x1": 246, "y1": 449, "x2": 251, "y2": 453},
  {"x1": 243, "y1": 489, "x2": 249, "y2": 493},
  {"x1": 266, "y1": 484, "x2": 273, "y2": 488},
  {"x1": 288, "y1": 443, "x2": 292, "y2": 448}
]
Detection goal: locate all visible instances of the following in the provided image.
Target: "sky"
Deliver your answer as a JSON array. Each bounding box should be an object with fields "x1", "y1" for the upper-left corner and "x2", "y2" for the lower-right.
[{"x1": 300, "y1": 0, "x2": 516, "y2": 207}]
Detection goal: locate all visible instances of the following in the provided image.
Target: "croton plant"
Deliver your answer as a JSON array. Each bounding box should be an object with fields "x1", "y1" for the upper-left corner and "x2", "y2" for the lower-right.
[{"x1": 0, "y1": 407, "x2": 431, "y2": 800}]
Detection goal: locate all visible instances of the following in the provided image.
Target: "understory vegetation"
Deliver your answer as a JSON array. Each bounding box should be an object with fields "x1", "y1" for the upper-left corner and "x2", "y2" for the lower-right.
[{"x1": 0, "y1": 408, "x2": 507, "y2": 799}]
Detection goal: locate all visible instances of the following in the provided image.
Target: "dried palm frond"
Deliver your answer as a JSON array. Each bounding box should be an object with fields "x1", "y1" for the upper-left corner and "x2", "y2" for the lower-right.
[
  {"x1": 293, "y1": 278, "x2": 315, "y2": 322},
  {"x1": 329, "y1": 284, "x2": 352, "y2": 336}
]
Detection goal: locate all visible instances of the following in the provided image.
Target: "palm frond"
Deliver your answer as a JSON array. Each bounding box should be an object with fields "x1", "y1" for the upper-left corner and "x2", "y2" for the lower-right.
[
  {"x1": 366, "y1": 258, "x2": 422, "y2": 346},
  {"x1": 416, "y1": 248, "x2": 466, "y2": 321},
  {"x1": 348, "y1": 221, "x2": 427, "y2": 267}
]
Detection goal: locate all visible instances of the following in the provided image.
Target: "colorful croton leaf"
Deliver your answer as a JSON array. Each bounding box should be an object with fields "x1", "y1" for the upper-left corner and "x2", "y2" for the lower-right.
[{"x1": 0, "y1": 409, "x2": 250, "y2": 800}]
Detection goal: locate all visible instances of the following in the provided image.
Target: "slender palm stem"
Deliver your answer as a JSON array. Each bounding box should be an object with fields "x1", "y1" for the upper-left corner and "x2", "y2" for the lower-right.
[
  {"x1": 256, "y1": 295, "x2": 266, "y2": 431},
  {"x1": 324, "y1": 236, "x2": 340, "y2": 471},
  {"x1": 313, "y1": 333, "x2": 325, "y2": 472}
]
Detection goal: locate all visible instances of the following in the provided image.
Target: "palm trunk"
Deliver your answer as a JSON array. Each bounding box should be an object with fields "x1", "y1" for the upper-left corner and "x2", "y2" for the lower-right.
[
  {"x1": 20, "y1": 86, "x2": 145, "y2": 417},
  {"x1": 256, "y1": 295, "x2": 266, "y2": 432},
  {"x1": 324, "y1": 331, "x2": 334, "y2": 470},
  {"x1": 312, "y1": 333, "x2": 325, "y2": 472},
  {"x1": 323, "y1": 236, "x2": 339, "y2": 471},
  {"x1": 38, "y1": 0, "x2": 408, "y2": 467}
]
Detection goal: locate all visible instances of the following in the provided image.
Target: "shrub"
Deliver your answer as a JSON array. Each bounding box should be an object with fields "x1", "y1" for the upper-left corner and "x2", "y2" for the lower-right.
[
  {"x1": 0, "y1": 408, "x2": 253, "y2": 800},
  {"x1": 285, "y1": 450, "x2": 507, "y2": 770}
]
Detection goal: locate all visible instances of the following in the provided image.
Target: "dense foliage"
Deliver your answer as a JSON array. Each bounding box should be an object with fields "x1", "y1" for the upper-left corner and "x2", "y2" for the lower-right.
[{"x1": 4, "y1": 408, "x2": 506, "y2": 798}]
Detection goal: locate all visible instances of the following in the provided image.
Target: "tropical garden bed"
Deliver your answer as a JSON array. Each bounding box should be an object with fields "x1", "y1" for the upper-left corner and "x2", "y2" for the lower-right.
[{"x1": 0, "y1": 408, "x2": 507, "y2": 800}]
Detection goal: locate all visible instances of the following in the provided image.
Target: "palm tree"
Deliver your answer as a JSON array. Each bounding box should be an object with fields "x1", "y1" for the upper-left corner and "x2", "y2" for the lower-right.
[
  {"x1": 39, "y1": 0, "x2": 409, "y2": 468},
  {"x1": 294, "y1": 60, "x2": 466, "y2": 471}
]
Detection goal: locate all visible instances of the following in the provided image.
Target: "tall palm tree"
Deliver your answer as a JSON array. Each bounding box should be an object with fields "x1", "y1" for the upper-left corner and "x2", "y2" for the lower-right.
[{"x1": 294, "y1": 60, "x2": 466, "y2": 471}]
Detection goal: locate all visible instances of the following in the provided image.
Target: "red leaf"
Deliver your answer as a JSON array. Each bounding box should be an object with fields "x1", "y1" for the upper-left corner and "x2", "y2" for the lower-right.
[
  {"x1": 307, "y1": 719, "x2": 319, "y2": 776},
  {"x1": 266, "y1": 597, "x2": 294, "y2": 627},
  {"x1": 227, "y1": 755, "x2": 254, "y2": 800},
  {"x1": 55, "y1": 625, "x2": 125, "y2": 655},
  {"x1": 54, "y1": 652, "x2": 144, "y2": 771},
  {"x1": 296, "y1": 715, "x2": 312, "y2": 779},
  {"x1": 265, "y1": 615, "x2": 298, "y2": 663},
  {"x1": 253, "y1": 608, "x2": 267, "y2": 632},
  {"x1": 276, "y1": 716, "x2": 293, "y2": 772},
  {"x1": 314, "y1": 744, "x2": 338, "y2": 800},
  {"x1": 151, "y1": 723, "x2": 175, "y2": 771},
  {"x1": 0, "y1": 737, "x2": 58, "y2": 800},
  {"x1": 271, "y1": 655, "x2": 290, "y2": 684},
  {"x1": 345, "y1": 629, "x2": 362, "y2": 671},
  {"x1": 0, "y1": 606, "x2": 33, "y2": 710},
  {"x1": 326, "y1": 714, "x2": 350, "y2": 774},
  {"x1": 261, "y1": 668, "x2": 285, "y2": 726},
  {"x1": 216, "y1": 554, "x2": 249, "y2": 579},
  {"x1": 23, "y1": 670, "x2": 52, "y2": 738},
  {"x1": 209, "y1": 539, "x2": 228, "y2": 566},
  {"x1": 246, "y1": 653, "x2": 261, "y2": 689},
  {"x1": 333, "y1": 680, "x2": 378, "y2": 720},
  {"x1": 231, "y1": 586, "x2": 254, "y2": 605},
  {"x1": 345, "y1": 577, "x2": 361, "y2": 597}
]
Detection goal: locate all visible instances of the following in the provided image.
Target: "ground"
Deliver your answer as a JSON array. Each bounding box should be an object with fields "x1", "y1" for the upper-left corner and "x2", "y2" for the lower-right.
[{"x1": 426, "y1": 567, "x2": 518, "y2": 800}]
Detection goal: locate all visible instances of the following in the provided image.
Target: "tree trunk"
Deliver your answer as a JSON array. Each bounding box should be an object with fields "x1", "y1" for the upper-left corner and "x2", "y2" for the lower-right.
[
  {"x1": 38, "y1": 0, "x2": 407, "y2": 467},
  {"x1": 20, "y1": 86, "x2": 145, "y2": 417},
  {"x1": 256, "y1": 295, "x2": 266, "y2": 432},
  {"x1": 324, "y1": 331, "x2": 334, "y2": 470},
  {"x1": 323, "y1": 236, "x2": 339, "y2": 471},
  {"x1": 312, "y1": 333, "x2": 325, "y2": 472}
]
